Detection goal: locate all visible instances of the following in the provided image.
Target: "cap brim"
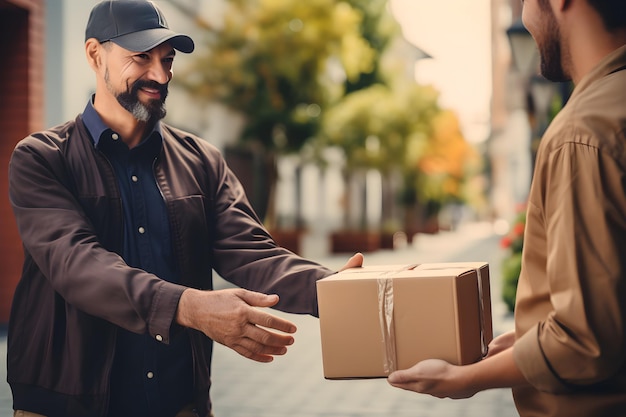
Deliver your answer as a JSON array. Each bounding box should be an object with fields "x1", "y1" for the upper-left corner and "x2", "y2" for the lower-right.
[{"x1": 111, "y1": 28, "x2": 194, "y2": 53}]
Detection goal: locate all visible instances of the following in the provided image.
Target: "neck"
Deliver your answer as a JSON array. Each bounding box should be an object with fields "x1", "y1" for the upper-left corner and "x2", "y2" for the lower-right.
[
  {"x1": 93, "y1": 90, "x2": 149, "y2": 148},
  {"x1": 563, "y1": 4, "x2": 626, "y2": 84}
]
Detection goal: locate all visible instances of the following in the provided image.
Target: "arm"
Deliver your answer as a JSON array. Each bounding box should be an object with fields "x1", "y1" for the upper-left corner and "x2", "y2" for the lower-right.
[
  {"x1": 206, "y1": 155, "x2": 340, "y2": 315},
  {"x1": 9, "y1": 134, "x2": 185, "y2": 338},
  {"x1": 388, "y1": 142, "x2": 626, "y2": 398},
  {"x1": 387, "y1": 346, "x2": 528, "y2": 399},
  {"x1": 387, "y1": 331, "x2": 526, "y2": 398},
  {"x1": 513, "y1": 142, "x2": 626, "y2": 392},
  {"x1": 173, "y1": 237, "x2": 362, "y2": 364}
]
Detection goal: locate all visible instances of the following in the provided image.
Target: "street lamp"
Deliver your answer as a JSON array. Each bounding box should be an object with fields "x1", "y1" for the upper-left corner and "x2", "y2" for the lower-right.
[
  {"x1": 503, "y1": 17, "x2": 543, "y2": 205},
  {"x1": 528, "y1": 74, "x2": 555, "y2": 163},
  {"x1": 506, "y1": 18, "x2": 539, "y2": 79}
]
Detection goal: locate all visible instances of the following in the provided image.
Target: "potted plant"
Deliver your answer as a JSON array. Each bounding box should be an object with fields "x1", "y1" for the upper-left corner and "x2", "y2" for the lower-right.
[{"x1": 500, "y1": 205, "x2": 526, "y2": 312}]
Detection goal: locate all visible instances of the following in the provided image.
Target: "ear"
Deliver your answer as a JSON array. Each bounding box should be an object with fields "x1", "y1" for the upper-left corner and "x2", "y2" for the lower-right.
[
  {"x1": 85, "y1": 38, "x2": 105, "y2": 72},
  {"x1": 553, "y1": 0, "x2": 573, "y2": 12}
]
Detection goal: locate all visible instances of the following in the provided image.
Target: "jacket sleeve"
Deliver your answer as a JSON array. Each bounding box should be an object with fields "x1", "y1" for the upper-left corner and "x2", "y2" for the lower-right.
[
  {"x1": 9, "y1": 134, "x2": 186, "y2": 344},
  {"x1": 206, "y1": 150, "x2": 334, "y2": 317},
  {"x1": 513, "y1": 141, "x2": 626, "y2": 392}
]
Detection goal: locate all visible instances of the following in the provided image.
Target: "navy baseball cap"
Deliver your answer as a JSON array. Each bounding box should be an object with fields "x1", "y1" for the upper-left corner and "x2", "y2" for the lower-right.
[{"x1": 85, "y1": 0, "x2": 194, "y2": 53}]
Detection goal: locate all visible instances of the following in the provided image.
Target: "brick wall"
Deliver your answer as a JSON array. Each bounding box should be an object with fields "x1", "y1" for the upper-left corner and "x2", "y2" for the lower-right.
[{"x1": 0, "y1": 0, "x2": 45, "y2": 323}]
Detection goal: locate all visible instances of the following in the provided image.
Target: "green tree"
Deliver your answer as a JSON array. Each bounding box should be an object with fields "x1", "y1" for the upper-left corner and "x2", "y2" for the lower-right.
[
  {"x1": 321, "y1": 83, "x2": 441, "y2": 230},
  {"x1": 341, "y1": 0, "x2": 400, "y2": 93},
  {"x1": 176, "y1": 0, "x2": 375, "y2": 154},
  {"x1": 171, "y1": 0, "x2": 376, "y2": 225}
]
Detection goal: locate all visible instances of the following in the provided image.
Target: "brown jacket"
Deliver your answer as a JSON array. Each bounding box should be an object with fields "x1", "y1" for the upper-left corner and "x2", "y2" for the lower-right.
[
  {"x1": 513, "y1": 45, "x2": 626, "y2": 416},
  {"x1": 7, "y1": 116, "x2": 333, "y2": 417}
]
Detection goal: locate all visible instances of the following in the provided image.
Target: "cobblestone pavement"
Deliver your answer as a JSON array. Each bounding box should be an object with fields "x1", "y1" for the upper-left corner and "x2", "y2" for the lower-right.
[{"x1": 1, "y1": 222, "x2": 520, "y2": 417}]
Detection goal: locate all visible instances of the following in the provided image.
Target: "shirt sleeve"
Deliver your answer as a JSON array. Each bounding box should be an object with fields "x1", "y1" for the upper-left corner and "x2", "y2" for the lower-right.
[
  {"x1": 9, "y1": 135, "x2": 186, "y2": 344},
  {"x1": 514, "y1": 141, "x2": 626, "y2": 392},
  {"x1": 208, "y1": 157, "x2": 334, "y2": 317}
]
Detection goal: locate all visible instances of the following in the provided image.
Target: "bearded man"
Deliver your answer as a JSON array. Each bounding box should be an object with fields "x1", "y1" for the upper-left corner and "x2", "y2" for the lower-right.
[
  {"x1": 6, "y1": 2, "x2": 362, "y2": 416},
  {"x1": 387, "y1": 1, "x2": 626, "y2": 416}
]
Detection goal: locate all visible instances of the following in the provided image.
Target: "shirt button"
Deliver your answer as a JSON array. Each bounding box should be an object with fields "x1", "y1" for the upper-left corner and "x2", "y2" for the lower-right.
[
  {"x1": 138, "y1": 227, "x2": 145, "y2": 234},
  {"x1": 111, "y1": 133, "x2": 119, "y2": 140},
  {"x1": 155, "y1": 334, "x2": 163, "y2": 342},
  {"x1": 147, "y1": 371, "x2": 154, "y2": 379},
  {"x1": 131, "y1": 175, "x2": 138, "y2": 183}
]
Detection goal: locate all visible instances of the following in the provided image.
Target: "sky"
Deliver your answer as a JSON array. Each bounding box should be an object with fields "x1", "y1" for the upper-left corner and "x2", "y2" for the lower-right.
[{"x1": 389, "y1": 0, "x2": 493, "y2": 144}]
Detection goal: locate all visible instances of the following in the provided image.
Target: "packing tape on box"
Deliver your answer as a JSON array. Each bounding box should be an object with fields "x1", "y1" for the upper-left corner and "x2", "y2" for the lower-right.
[
  {"x1": 377, "y1": 276, "x2": 396, "y2": 373},
  {"x1": 376, "y1": 264, "x2": 419, "y2": 373},
  {"x1": 376, "y1": 264, "x2": 488, "y2": 372},
  {"x1": 476, "y1": 267, "x2": 489, "y2": 357}
]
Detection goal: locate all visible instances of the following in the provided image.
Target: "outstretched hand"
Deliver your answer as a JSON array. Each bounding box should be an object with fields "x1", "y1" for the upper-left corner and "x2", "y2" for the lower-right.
[
  {"x1": 176, "y1": 288, "x2": 297, "y2": 363},
  {"x1": 387, "y1": 359, "x2": 478, "y2": 399},
  {"x1": 388, "y1": 344, "x2": 527, "y2": 399},
  {"x1": 339, "y1": 252, "x2": 364, "y2": 272}
]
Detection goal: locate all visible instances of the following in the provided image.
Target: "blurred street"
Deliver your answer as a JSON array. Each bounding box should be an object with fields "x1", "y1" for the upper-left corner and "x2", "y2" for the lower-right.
[{"x1": 0, "y1": 221, "x2": 519, "y2": 416}]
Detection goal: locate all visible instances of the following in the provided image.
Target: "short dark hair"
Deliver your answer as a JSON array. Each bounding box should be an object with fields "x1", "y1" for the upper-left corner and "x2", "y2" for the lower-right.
[{"x1": 587, "y1": 0, "x2": 626, "y2": 31}]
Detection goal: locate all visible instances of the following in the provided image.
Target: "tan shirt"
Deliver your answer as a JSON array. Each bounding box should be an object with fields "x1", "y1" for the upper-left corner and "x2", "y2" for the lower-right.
[{"x1": 512, "y1": 45, "x2": 626, "y2": 417}]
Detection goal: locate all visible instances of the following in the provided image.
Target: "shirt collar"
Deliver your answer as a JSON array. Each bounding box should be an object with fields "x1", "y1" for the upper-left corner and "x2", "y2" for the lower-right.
[
  {"x1": 569, "y1": 44, "x2": 626, "y2": 102},
  {"x1": 81, "y1": 95, "x2": 163, "y2": 147}
]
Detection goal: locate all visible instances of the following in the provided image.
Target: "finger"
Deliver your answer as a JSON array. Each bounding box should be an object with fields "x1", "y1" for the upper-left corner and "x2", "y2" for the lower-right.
[
  {"x1": 388, "y1": 371, "x2": 432, "y2": 394},
  {"x1": 387, "y1": 370, "x2": 410, "y2": 385},
  {"x1": 233, "y1": 330, "x2": 293, "y2": 363},
  {"x1": 249, "y1": 308, "x2": 297, "y2": 334},
  {"x1": 339, "y1": 252, "x2": 364, "y2": 272},
  {"x1": 239, "y1": 289, "x2": 281, "y2": 308},
  {"x1": 241, "y1": 332, "x2": 292, "y2": 355},
  {"x1": 231, "y1": 343, "x2": 279, "y2": 363},
  {"x1": 244, "y1": 321, "x2": 295, "y2": 348}
]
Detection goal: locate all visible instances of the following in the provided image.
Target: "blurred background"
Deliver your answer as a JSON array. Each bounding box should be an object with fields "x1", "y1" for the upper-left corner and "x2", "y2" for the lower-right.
[{"x1": 0, "y1": 0, "x2": 572, "y2": 415}]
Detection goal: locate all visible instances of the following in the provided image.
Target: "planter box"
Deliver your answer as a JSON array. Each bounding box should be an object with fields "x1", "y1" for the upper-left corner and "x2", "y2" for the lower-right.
[
  {"x1": 330, "y1": 231, "x2": 381, "y2": 253},
  {"x1": 270, "y1": 229, "x2": 303, "y2": 255},
  {"x1": 380, "y1": 231, "x2": 408, "y2": 250}
]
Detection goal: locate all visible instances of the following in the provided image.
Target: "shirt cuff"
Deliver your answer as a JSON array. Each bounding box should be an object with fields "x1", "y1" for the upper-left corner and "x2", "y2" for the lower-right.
[
  {"x1": 147, "y1": 281, "x2": 187, "y2": 345},
  {"x1": 514, "y1": 323, "x2": 573, "y2": 394}
]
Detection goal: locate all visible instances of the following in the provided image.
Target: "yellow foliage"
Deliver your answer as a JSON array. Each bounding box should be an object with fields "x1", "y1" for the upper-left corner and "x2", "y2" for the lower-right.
[
  {"x1": 415, "y1": 110, "x2": 481, "y2": 202},
  {"x1": 420, "y1": 110, "x2": 477, "y2": 176}
]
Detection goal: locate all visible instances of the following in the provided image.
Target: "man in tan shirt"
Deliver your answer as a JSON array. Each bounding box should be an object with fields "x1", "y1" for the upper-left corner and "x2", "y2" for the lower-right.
[{"x1": 387, "y1": 1, "x2": 626, "y2": 416}]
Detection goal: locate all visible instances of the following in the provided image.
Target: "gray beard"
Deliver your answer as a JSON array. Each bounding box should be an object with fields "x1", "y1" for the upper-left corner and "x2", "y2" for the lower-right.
[
  {"x1": 104, "y1": 69, "x2": 167, "y2": 124},
  {"x1": 124, "y1": 100, "x2": 152, "y2": 123}
]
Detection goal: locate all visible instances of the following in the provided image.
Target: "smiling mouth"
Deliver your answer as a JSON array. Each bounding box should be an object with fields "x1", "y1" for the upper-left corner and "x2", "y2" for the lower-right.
[{"x1": 140, "y1": 87, "x2": 162, "y2": 99}]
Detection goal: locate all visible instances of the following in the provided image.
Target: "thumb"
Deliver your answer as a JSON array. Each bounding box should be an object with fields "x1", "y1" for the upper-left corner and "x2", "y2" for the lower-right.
[
  {"x1": 339, "y1": 252, "x2": 364, "y2": 272},
  {"x1": 387, "y1": 370, "x2": 406, "y2": 384}
]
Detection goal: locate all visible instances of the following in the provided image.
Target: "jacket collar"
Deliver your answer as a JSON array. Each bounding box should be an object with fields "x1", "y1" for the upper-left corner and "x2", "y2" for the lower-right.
[{"x1": 81, "y1": 95, "x2": 163, "y2": 147}]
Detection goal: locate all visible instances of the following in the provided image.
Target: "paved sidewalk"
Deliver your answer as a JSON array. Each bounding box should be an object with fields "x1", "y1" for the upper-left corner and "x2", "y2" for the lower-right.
[
  {"x1": 1, "y1": 222, "x2": 519, "y2": 416},
  {"x1": 210, "y1": 222, "x2": 518, "y2": 417}
]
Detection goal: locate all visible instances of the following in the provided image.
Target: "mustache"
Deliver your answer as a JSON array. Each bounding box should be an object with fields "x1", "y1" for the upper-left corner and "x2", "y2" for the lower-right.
[{"x1": 129, "y1": 79, "x2": 169, "y2": 98}]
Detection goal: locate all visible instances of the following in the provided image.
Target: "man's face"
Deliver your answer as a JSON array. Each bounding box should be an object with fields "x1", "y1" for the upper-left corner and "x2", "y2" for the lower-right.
[
  {"x1": 101, "y1": 42, "x2": 175, "y2": 123},
  {"x1": 523, "y1": 0, "x2": 571, "y2": 82}
]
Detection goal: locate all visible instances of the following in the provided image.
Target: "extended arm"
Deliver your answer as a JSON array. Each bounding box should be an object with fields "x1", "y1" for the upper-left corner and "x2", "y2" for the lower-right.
[{"x1": 388, "y1": 331, "x2": 528, "y2": 398}]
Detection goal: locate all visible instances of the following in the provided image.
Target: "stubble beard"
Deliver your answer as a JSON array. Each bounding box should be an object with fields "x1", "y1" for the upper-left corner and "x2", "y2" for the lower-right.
[{"x1": 538, "y1": 1, "x2": 571, "y2": 82}]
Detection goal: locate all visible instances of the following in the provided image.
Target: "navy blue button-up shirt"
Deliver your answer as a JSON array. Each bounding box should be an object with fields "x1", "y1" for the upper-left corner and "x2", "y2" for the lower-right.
[{"x1": 82, "y1": 100, "x2": 193, "y2": 417}]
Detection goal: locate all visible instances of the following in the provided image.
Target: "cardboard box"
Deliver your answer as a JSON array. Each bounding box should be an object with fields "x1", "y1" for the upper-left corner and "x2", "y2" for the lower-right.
[{"x1": 316, "y1": 262, "x2": 492, "y2": 379}]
